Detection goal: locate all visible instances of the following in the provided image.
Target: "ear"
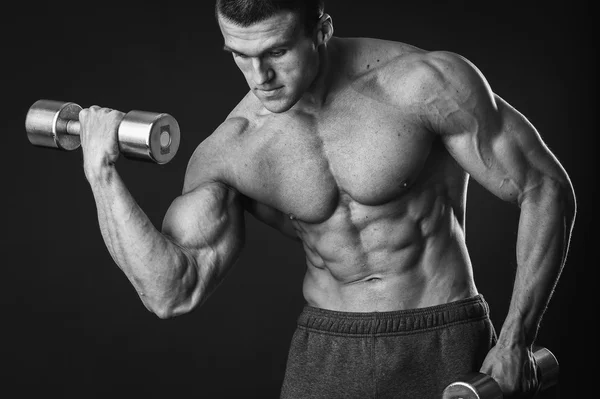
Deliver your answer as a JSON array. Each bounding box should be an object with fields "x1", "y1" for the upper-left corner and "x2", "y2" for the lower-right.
[{"x1": 315, "y1": 13, "x2": 333, "y2": 46}]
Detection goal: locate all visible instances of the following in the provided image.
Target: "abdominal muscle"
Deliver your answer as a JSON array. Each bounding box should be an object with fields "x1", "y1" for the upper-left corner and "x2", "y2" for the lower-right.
[{"x1": 295, "y1": 189, "x2": 478, "y2": 312}]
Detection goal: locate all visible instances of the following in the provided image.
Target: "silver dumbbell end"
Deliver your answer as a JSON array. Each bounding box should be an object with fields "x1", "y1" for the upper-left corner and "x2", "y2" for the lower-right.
[
  {"x1": 118, "y1": 110, "x2": 180, "y2": 165},
  {"x1": 26, "y1": 100, "x2": 82, "y2": 151}
]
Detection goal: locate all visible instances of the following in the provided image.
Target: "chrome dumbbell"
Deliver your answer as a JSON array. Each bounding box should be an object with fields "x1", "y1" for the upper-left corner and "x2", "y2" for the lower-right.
[
  {"x1": 442, "y1": 346, "x2": 559, "y2": 399},
  {"x1": 25, "y1": 99, "x2": 180, "y2": 164}
]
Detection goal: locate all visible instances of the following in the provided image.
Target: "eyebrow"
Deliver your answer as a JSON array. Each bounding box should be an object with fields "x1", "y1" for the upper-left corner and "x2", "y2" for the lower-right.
[
  {"x1": 222, "y1": 40, "x2": 293, "y2": 57},
  {"x1": 222, "y1": 45, "x2": 243, "y2": 54}
]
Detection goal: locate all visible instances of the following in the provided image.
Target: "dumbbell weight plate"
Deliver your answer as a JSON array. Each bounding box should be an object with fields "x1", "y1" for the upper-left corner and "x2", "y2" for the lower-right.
[
  {"x1": 118, "y1": 110, "x2": 180, "y2": 165},
  {"x1": 442, "y1": 372, "x2": 503, "y2": 399},
  {"x1": 533, "y1": 346, "x2": 559, "y2": 390},
  {"x1": 26, "y1": 100, "x2": 82, "y2": 150}
]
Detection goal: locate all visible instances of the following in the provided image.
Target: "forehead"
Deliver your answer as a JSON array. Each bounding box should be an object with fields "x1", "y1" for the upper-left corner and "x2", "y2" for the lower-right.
[{"x1": 218, "y1": 11, "x2": 304, "y2": 55}]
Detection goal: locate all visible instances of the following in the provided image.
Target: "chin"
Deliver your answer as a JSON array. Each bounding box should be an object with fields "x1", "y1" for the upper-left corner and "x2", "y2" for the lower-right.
[{"x1": 264, "y1": 102, "x2": 295, "y2": 113}]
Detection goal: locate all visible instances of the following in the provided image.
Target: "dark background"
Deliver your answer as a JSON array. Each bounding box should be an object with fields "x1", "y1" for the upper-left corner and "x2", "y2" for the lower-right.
[{"x1": 2, "y1": 1, "x2": 596, "y2": 397}]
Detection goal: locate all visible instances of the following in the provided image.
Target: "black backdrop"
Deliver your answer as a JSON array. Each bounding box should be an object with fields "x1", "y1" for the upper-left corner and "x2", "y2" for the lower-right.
[{"x1": 2, "y1": 1, "x2": 596, "y2": 397}]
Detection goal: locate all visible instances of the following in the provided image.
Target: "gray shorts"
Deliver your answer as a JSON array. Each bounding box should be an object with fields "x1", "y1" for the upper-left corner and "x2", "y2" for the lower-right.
[{"x1": 280, "y1": 294, "x2": 497, "y2": 399}]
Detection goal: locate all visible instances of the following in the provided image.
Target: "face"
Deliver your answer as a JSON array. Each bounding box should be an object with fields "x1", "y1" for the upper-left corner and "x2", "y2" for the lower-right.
[{"x1": 218, "y1": 11, "x2": 321, "y2": 113}]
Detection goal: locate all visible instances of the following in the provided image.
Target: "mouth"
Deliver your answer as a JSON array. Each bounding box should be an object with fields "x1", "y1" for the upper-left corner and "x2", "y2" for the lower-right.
[{"x1": 257, "y1": 86, "x2": 283, "y2": 97}]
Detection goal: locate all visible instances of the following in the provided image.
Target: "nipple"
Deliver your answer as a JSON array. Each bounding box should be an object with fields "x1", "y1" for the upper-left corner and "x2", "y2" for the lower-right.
[{"x1": 401, "y1": 180, "x2": 409, "y2": 188}]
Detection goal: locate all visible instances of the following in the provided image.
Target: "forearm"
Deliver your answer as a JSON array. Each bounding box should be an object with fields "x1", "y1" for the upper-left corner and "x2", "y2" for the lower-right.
[
  {"x1": 87, "y1": 166, "x2": 198, "y2": 317},
  {"x1": 499, "y1": 177, "x2": 576, "y2": 346}
]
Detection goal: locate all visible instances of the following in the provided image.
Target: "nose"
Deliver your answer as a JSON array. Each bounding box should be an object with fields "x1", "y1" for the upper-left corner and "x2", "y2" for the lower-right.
[{"x1": 251, "y1": 57, "x2": 273, "y2": 86}]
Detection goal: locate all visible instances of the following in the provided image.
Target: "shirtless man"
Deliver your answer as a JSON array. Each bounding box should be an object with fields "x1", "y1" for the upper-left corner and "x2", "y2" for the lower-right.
[{"x1": 78, "y1": 0, "x2": 576, "y2": 397}]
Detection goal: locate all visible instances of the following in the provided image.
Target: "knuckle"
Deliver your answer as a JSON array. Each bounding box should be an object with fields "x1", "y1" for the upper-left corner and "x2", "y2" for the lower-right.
[{"x1": 109, "y1": 109, "x2": 125, "y2": 122}]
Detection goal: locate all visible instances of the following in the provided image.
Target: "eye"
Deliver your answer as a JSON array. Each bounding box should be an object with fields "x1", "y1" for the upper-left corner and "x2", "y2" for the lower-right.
[
  {"x1": 269, "y1": 49, "x2": 287, "y2": 57},
  {"x1": 233, "y1": 52, "x2": 248, "y2": 59}
]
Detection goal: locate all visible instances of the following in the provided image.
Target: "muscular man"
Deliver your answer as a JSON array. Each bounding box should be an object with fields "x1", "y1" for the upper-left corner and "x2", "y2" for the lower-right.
[{"x1": 78, "y1": 0, "x2": 576, "y2": 397}]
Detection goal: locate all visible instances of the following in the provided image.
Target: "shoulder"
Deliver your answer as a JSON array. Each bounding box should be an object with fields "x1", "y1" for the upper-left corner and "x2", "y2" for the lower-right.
[
  {"x1": 388, "y1": 50, "x2": 494, "y2": 110},
  {"x1": 340, "y1": 39, "x2": 492, "y2": 108},
  {"x1": 182, "y1": 94, "x2": 259, "y2": 194},
  {"x1": 408, "y1": 51, "x2": 492, "y2": 99},
  {"x1": 408, "y1": 51, "x2": 499, "y2": 129},
  {"x1": 396, "y1": 51, "x2": 501, "y2": 137}
]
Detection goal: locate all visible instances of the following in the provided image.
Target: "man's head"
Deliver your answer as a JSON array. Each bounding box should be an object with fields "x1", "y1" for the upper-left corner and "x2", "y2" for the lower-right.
[{"x1": 216, "y1": 0, "x2": 332, "y2": 113}]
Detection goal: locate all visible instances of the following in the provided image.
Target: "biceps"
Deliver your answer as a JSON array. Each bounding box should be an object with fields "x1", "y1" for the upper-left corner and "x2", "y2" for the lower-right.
[
  {"x1": 162, "y1": 183, "x2": 245, "y2": 278},
  {"x1": 444, "y1": 96, "x2": 567, "y2": 204}
]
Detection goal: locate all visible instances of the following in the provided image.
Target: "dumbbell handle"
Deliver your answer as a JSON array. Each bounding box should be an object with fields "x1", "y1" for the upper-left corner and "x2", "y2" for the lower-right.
[{"x1": 59, "y1": 119, "x2": 81, "y2": 136}]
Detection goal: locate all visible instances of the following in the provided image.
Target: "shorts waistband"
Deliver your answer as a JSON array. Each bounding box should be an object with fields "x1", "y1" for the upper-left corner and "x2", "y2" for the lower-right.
[{"x1": 297, "y1": 294, "x2": 489, "y2": 335}]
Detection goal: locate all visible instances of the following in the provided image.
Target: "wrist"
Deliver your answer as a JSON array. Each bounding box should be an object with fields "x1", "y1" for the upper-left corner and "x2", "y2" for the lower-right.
[
  {"x1": 497, "y1": 316, "x2": 536, "y2": 347},
  {"x1": 84, "y1": 162, "x2": 117, "y2": 186}
]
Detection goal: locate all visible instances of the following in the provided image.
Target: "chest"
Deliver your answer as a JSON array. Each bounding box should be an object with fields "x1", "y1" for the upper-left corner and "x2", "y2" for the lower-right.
[{"x1": 233, "y1": 93, "x2": 434, "y2": 222}]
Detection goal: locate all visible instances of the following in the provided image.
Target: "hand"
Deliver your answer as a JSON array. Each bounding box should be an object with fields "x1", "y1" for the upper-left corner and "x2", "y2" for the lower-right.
[
  {"x1": 78, "y1": 106, "x2": 125, "y2": 180},
  {"x1": 479, "y1": 343, "x2": 539, "y2": 398}
]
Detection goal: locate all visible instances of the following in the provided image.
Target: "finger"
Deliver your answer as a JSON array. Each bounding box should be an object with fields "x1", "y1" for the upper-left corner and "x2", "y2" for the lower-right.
[
  {"x1": 108, "y1": 109, "x2": 126, "y2": 123},
  {"x1": 78, "y1": 108, "x2": 89, "y2": 121}
]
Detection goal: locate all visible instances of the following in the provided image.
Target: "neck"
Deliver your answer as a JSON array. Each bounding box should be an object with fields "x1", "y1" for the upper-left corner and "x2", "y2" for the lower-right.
[{"x1": 294, "y1": 38, "x2": 337, "y2": 112}]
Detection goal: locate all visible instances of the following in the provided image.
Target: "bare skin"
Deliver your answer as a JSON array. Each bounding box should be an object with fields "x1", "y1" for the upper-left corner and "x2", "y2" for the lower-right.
[{"x1": 78, "y1": 10, "x2": 575, "y2": 398}]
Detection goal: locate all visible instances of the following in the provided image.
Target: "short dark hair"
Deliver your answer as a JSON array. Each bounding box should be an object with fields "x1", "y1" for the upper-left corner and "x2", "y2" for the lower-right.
[{"x1": 215, "y1": 0, "x2": 325, "y2": 34}]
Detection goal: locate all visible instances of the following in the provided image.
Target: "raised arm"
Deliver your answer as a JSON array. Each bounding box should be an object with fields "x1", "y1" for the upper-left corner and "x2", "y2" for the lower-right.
[
  {"x1": 414, "y1": 51, "x2": 576, "y2": 394},
  {"x1": 80, "y1": 107, "x2": 245, "y2": 319},
  {"x1": 159, "y1": 180, "x2": 245, "y2": 317}
]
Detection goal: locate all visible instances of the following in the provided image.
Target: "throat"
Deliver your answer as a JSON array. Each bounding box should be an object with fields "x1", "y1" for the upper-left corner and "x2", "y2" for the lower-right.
[{"x1": 296, "y1": 40, "x2": 338, "y2": 111}]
